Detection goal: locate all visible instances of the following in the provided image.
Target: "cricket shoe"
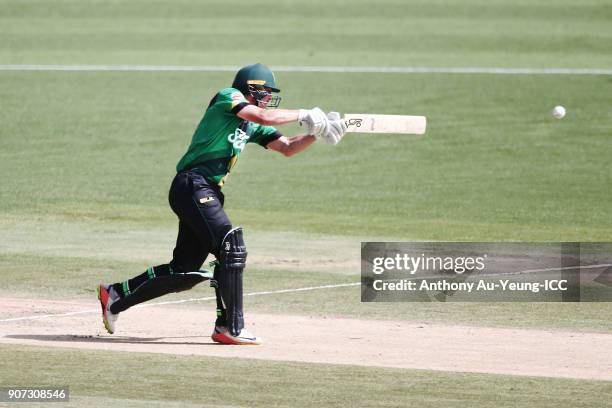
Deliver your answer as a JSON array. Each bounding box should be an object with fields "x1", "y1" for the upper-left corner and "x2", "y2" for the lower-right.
[
  {"x1": 211, "y1": 326, "x2": 262, "y2": 345},
  {"x1": 97, "y1": 284, "x2": 119, "y2": 334}
]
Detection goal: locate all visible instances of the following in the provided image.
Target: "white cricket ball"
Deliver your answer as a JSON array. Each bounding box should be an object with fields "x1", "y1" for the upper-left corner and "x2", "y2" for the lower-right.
[{"x1": 552, "y1": 105, "x2": 566, "y2": 119}]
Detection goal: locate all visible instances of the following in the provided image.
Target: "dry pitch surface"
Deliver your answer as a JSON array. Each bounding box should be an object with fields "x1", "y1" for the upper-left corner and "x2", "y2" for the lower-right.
[{"x1": 1, "y1": 297, "x2": 610, "y2": 381}]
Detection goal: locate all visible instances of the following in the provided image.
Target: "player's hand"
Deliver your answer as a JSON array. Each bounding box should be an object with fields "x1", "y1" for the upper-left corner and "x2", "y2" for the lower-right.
[
  {"x1": 298, "y1": 107, "x2": 329, "y2": 138},
  {"x1": 321, "y1": 111, "x2": 347, "y2": 145}
]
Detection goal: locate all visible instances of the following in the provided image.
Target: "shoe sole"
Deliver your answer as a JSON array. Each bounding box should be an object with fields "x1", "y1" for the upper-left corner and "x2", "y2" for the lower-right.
[
  {"x1": 212, "y1": 331, "x2": 262, "y2": 345},
  {"x1": 97, "y1": 285, "x2": 114, "y2": 335}
]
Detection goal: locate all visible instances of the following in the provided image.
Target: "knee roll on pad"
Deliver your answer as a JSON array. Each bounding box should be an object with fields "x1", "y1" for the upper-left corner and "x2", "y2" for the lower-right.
[
  {"x1": 218, "y1": 227, "x2": 247, "y2": 336},
  {"x1": 221, "y1": 227, "x2": 247, "y2": 270}
]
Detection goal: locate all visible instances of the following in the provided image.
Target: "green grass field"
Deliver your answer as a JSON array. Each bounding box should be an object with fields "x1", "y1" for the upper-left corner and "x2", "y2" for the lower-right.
[
  {"x1": 1, "y1": 0, "x2": 611, "y2": 406},
  {"x1": 4, "y1": 344, "x2": 610, "y2": 408}
]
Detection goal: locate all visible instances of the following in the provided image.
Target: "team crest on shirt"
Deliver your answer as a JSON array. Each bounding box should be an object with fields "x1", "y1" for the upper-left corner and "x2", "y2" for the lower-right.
[
  {"x1": 231, "y1": 91, "x2": 245, "y2": 102},
  {"x1": 228, "y1": 127, "x2": 250, "y2": 150}
]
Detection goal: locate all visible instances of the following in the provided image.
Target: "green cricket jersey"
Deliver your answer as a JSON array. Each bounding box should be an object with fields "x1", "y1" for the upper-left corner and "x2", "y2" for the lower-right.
[{"x1": 176, "y1": 87, "x2": 281, "y2": 187}]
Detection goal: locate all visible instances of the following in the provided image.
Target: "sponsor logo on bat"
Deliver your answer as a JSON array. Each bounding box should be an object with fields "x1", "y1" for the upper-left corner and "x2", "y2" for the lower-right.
[{"x1": 346, "y1": 118, "x2": 363, "y2": 127}]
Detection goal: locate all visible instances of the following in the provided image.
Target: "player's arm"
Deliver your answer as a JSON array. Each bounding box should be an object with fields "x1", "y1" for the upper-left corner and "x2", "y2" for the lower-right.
[
  {"x1": 266, "y1": 135, "x2": 316, "y2": 157},
  {"x1": 238, "y1": 102, "x2": 347, "y2": 147},
  {"x1": 237, "y1": 104, "x2": 299, "y2": 126},
  {"x1": 264, "y1": 111, "x2": 349, "y2": 155}
]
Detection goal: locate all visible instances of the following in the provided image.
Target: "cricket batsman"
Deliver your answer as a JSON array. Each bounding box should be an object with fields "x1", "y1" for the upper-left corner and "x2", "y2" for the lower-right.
[{"x1": 97, "y1": 63, "x2": 346, "y2": 345}]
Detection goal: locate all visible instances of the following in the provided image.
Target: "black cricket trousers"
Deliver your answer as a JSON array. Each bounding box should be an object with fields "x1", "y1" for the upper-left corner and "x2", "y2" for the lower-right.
[{"x1": 168, "y1": 170, "x2": 232, "y2": 273}]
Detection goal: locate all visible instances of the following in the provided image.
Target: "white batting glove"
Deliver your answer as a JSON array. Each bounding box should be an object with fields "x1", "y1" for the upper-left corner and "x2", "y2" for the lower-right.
[
  {"x1": 320, "y1": 111, "x2": 347, "y2": 145},
  {"x1": 298, "y1": 107, "x2": 330, "y2": 138}
]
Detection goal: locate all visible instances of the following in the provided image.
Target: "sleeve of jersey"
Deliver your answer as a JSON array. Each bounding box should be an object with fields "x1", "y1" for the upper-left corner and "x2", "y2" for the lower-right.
[
  {"x1": 216, "y1": 88, "x2": 249, "y2": 115},
  {"x1": 249, "y1": 125, "x2": 283, "y2": 148}
]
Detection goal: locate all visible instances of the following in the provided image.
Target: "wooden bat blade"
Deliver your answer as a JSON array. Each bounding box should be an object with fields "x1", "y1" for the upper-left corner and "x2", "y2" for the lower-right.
[{"x1": 343, "y1": 114, "x2": 427, "y2": 135}]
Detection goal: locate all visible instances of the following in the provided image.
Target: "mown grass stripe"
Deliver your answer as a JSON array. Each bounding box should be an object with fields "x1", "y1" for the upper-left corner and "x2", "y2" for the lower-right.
[{"x1": 1, "y1": 65, "x2": 611, "y2": 75}]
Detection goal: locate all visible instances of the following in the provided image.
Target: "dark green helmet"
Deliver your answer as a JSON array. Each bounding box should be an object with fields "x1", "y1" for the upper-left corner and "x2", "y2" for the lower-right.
[
  {"x1": 232, "y1": 63, "x2": 280, "y2": 93},
  {"x1": 232, "y1": 63, "x2": 281, "y2": 108}
]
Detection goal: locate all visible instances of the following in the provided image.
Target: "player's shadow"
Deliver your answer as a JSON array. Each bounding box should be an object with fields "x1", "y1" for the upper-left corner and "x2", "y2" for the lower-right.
[{"x1": 4, "y1": 334, "x2": 223, "y2": 346}]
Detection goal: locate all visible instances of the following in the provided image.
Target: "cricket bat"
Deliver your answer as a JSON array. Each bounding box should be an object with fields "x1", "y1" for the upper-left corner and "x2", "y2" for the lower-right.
[{"x1": 343, "y1": 114, "x2": 427, "y2": 135}]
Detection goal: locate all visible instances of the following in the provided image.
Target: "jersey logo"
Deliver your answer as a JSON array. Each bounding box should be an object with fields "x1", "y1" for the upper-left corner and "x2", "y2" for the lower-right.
[{"x1": 228, "y1": 128, "x2": 250, "y2": 151}]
